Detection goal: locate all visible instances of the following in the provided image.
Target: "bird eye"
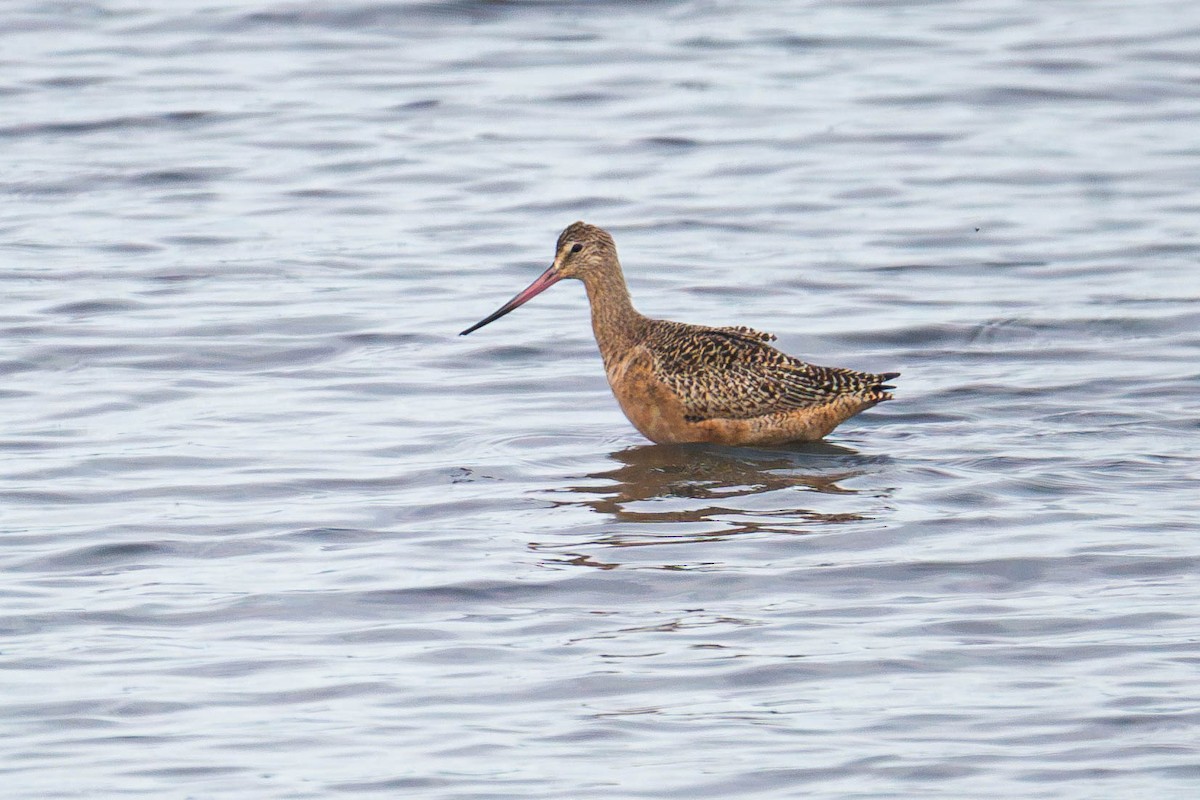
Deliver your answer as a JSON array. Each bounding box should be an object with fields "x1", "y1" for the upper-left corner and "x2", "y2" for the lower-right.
[{"x1": 570, "y1": 243, "x2": 583, "y2": 254}]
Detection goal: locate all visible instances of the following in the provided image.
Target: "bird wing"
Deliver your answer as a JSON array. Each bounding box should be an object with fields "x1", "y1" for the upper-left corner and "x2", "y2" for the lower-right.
[
  {"x1": 648, "y1": 323, "x2": 897, "y2": 422},
  {"x1": 711, "y1": 325, "x2": 777, "y2": 343}
]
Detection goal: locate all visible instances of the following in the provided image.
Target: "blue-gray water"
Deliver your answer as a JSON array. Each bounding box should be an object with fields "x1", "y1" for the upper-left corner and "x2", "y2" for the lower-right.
[{"x1": 3, "y1": 1, "x2": 1199, "y2": 797}]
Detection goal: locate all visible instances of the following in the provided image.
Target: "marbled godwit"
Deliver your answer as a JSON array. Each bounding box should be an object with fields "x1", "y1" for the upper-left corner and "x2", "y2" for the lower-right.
[{"x1": 460, "y1": 222, "x2": 899, "y2": 446}]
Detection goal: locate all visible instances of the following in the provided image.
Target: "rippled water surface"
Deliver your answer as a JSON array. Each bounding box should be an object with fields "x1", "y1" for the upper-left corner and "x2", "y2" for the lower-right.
[{"x1": 3, "y1": 1, "x2": 1200, "y2": 797}]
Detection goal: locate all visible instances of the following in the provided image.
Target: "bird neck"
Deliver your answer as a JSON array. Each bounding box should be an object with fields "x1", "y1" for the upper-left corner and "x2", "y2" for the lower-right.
[{"x1": 582, "y1": 261, "x2": 643, "y2": 363}]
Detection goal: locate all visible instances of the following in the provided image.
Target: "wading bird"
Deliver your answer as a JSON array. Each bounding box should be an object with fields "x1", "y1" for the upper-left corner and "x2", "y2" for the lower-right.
[{"x1": 461, "y1": 222, "x2": 898, "y2": 445}]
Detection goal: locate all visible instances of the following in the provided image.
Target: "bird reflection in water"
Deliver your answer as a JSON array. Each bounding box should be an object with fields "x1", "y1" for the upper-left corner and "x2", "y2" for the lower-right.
[{"x1": 531, "y1": 440, "x2": 893, "y2": 569}]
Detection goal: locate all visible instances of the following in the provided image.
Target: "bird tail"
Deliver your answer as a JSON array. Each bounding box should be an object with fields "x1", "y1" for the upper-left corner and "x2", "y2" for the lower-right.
[{"x1": 874, "y1": 371, "x2": 900, "y2": 400}]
